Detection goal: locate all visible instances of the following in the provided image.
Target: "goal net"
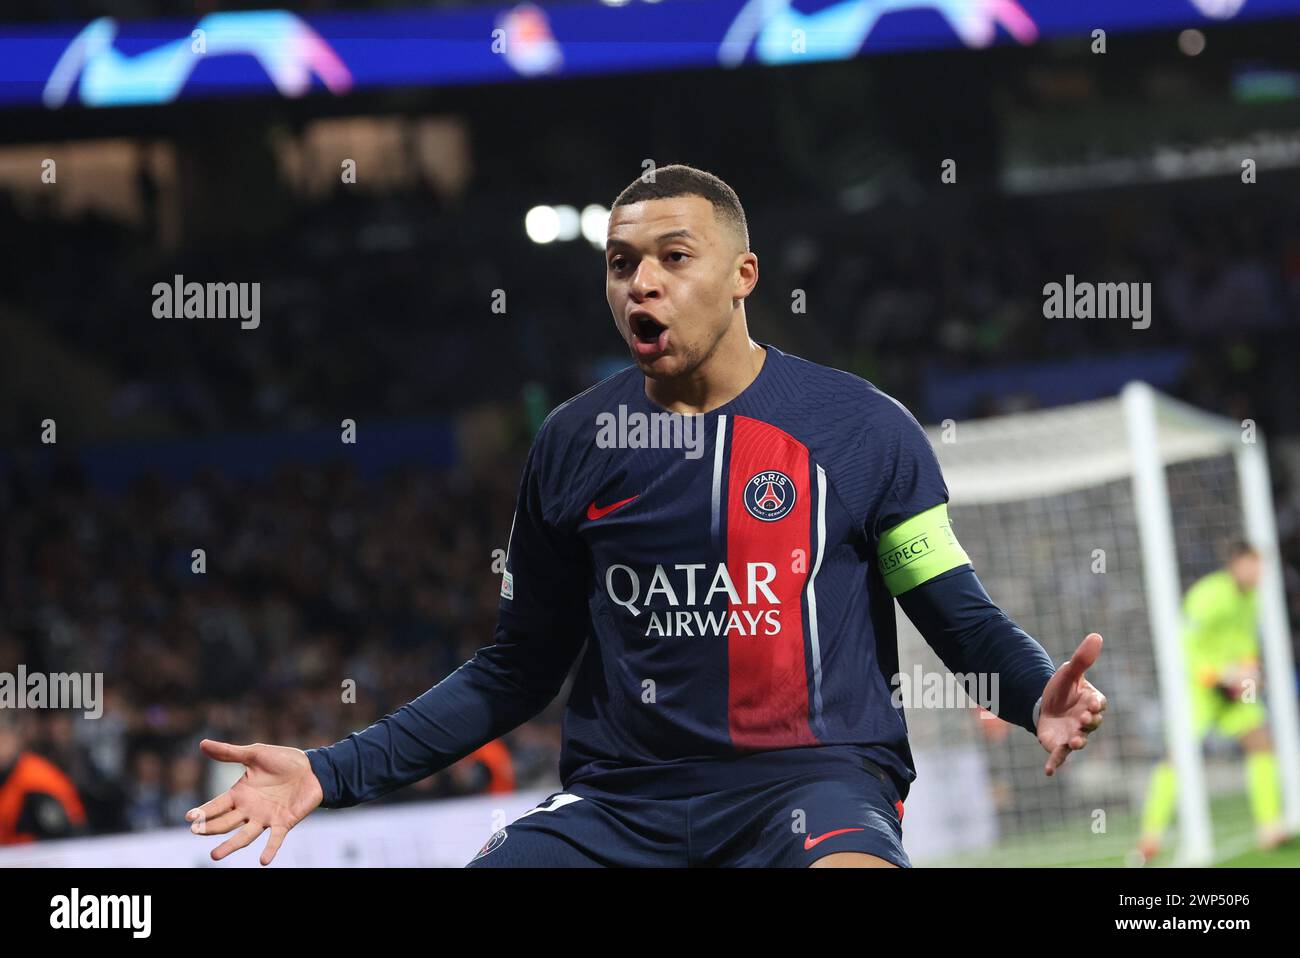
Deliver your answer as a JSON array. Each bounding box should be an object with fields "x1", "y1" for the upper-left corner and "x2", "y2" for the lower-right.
[{"x1": 898, "y1": 382, "x2": 1300, "y2": 867}]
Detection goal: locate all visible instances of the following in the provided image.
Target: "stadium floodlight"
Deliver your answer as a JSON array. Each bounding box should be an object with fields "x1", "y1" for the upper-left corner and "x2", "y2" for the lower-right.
[
  {"x1": 897, "y1": 381, "x2": 1300, "y2": 867},
  {"x1": 581, "y1": 204, "x2": 610, "y2": 247},
  {"x1": 1178, "y1": 29, "x2": 1207, "y2": 56},
  {"x1": 525, "y1": 205, "x2": 561, "y2": 244},
  {"x1": 554, "y1": 204, "x2": 581, "y2": 241}
]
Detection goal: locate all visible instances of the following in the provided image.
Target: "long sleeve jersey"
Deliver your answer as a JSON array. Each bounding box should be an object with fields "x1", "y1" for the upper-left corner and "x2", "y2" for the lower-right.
[{"x1": 307, "y1": 345, "x2": 1056, "y2": 806}]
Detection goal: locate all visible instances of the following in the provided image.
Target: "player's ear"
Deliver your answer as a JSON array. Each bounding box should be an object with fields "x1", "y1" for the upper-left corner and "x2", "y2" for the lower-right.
[{"x1": 733, "y1": 250, "x2": 758, "y2": 300}]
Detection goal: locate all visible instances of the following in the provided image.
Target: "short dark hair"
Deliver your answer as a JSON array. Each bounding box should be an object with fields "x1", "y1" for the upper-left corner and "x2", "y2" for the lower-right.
[
  {"x1": 612, "y1": 164, "x2": 749, "y2": 252},
  {"x1": 1227, "y1": 540, "x2": 1259, "y2": 561}
]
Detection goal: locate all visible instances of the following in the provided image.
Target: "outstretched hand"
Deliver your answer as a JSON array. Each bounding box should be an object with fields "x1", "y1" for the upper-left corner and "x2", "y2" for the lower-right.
[
  {"x1": 1037, "y1": 633, "x2": 1107, "y2": 777},
  {"x1": 186, "y1": 739, "x2": 324, "y2": 865}
]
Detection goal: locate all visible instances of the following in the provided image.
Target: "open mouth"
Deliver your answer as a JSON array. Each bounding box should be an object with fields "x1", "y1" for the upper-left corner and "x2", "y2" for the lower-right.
[
  {"x1": 630, "y1": 314, "x2": 670, "y2": 357},
  {"x1": 632, "y1": 314, "x2": 666, "y2": 343}
]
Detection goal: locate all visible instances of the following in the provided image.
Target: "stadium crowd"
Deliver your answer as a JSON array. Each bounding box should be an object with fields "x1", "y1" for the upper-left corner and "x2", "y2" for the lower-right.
[
  {"x1": 5, "y1": 180, "x2": 1300, "y2": 446},
  {"x1": 0, "y1": 449, "x2": 562, "y2": 838}
]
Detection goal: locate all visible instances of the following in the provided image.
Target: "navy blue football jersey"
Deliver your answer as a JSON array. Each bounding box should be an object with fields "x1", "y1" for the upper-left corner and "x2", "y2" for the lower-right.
[
  {"x1": 306, "y1": 344, "x2": 1056, "y2": 810},
  {"x1": 500, "y1": 344, "x2": 954, "y2": 791}
]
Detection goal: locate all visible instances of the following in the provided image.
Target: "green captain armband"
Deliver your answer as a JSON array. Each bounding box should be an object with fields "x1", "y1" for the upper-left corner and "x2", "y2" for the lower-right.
[{"x1": 877, "y1": 503, "x2": 971, "y2": 597}]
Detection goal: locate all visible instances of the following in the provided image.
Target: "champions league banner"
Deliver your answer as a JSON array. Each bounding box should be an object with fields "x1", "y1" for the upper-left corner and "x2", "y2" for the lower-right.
[{"x1": 0, "y1": 0, "x2": 1297, "y2": 110}]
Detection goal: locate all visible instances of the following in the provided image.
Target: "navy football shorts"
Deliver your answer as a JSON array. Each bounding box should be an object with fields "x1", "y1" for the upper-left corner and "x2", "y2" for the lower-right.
[{"x1": 466, "y1": 745, "x2": 909, "y2": 868}]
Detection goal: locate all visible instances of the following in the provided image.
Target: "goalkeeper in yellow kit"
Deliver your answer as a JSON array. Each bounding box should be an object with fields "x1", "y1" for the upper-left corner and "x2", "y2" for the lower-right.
[{"x1": 1135, "y1": 542, "x2": 1287, "y2": 863}]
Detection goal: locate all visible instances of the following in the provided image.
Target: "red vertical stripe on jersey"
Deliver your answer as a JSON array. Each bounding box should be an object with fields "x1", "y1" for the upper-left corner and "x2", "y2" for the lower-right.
[{"x1": 725, "y1": 415, "x2": 817, "y2": 750}]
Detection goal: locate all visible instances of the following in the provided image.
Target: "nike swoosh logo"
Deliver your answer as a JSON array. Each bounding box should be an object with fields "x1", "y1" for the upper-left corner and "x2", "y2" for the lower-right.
[
  {"x1": 803, "y1": 827, "x2": 865, "y2": 850},
  {"x1": 587, "y1": 495, "x2": 639, "y2": 521}
]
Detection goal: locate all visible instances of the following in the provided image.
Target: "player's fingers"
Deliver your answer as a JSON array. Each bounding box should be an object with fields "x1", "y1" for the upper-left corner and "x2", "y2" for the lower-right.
[
  {"x1": 186, "y1": 791, "x2": 235, "y2": 823},
  {"x1": 260, "y1": 825, "x2": 289, "y2": 866},
  {"x1": 1045, "y1": 743, "x2": 1072, "y2": 776},
  {"x1": 1082, "y1": 712, "x2": 1103, "y2": 733},
  {"x1": 211, "y1": 820, "x2": 264, "y2": 862},
  {"x1": 200, "y1": 739, "x2": 254, "y2": 765},
  {"x1": 192, "y1": 809, "x2": 246, "y2": 836},
  {"x1": 1079, "y1": 676, "x2": 1107, "y2": 702},
  {"x1": 1060, "y1": 633, "x2": 1103, "y2": 684}
]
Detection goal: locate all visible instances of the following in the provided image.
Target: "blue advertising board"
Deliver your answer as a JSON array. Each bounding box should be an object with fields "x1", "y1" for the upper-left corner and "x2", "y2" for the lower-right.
[{"x1": 0, "y1": 0, "x2": 1296, "y2": 110}]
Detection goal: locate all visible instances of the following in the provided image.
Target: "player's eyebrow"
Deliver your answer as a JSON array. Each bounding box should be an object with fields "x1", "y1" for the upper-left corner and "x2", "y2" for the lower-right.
[{"x1": 605, "y1": 228, "x2": 698, "y2": 252}]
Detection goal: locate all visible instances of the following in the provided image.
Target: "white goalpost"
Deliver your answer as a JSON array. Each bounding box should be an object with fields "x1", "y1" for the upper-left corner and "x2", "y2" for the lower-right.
[{"x1": 898, "y1": 381, "x2": 1300, "y2": 866}]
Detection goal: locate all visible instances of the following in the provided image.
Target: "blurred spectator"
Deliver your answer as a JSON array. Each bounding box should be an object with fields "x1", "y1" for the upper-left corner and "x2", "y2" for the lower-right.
[
  {"x1": 0, "y1": 711, "x2": 88, "y2": 844},
  {"x1": 126, "y1": 751, "x2": 166, "y2": 832}
]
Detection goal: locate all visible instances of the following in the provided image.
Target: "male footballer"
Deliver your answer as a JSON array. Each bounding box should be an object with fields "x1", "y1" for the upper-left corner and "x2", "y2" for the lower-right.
[{"x1": 188, "y1": 164, "x2": 1107, "y2": 867}]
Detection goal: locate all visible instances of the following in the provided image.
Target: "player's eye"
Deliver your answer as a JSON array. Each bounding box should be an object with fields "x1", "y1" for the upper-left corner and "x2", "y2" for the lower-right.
[
  {"x1": 609, "y1": 257, "x2": 629, "y2": 272},
  {"x1": 667, "y1": 251, "x2": 689, "y2": 263}
]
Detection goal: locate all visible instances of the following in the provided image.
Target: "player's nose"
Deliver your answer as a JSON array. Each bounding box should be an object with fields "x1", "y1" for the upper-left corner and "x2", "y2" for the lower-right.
[{"x1": 628, "y1": 262, "x2": 661, "y2": 299}]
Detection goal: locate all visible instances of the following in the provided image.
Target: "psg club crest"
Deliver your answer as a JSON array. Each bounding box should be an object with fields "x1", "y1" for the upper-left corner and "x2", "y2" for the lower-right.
[
  {"x1": 473, "y1": 828, "x2": 507, "y2": 861},
  {"x1": 744, "y1": 470, "x2": 796, "y2": 522}
]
